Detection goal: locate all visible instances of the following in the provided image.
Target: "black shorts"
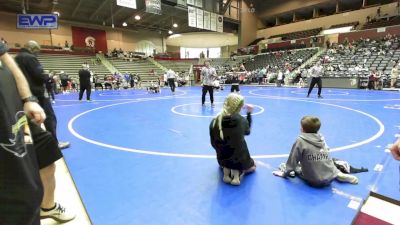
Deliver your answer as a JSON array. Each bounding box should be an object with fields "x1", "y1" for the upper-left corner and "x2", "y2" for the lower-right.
[
  {"x1": 29, "y1": 122, "x2": 63, "y2": 169},
  {"x1": 61, "y1": 80, "x2": 68, "y2": 87}
]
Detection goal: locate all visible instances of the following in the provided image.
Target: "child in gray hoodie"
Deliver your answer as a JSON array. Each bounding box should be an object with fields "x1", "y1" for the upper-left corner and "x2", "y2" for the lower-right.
[{"x1": 273, "y1": 116, "x2": 358, "y2": 187}]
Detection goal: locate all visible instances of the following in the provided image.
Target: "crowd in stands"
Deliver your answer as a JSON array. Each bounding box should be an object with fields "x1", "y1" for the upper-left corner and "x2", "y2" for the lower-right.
[
  {"x1": 315, "y1": 33, "x2": 400, "y2": 89},
  {"x1": 107, "y1": 48, "x2": 147, "y2": 60}
]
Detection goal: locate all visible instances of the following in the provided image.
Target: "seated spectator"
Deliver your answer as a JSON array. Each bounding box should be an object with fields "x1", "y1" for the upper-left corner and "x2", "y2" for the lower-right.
[{"x1": 273, "y1": 116, "x2": 359, "y2": 187}]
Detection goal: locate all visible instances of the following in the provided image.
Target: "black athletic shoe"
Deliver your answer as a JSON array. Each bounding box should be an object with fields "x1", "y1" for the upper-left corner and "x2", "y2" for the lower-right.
[
  {"x1": 318, "y1": 95, "x2": 323, "y2": 98},
  {"x1": 307, "y1": 94, "x2": 310, "y2": 97}
]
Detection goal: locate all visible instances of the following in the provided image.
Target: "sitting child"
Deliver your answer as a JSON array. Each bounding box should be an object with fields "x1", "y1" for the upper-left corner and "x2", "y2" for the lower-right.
[
  {"x1": 209, "y1": 93, "x2": 256, "y2": 185},
  {"x1": 273, "y1": 116, "x2": 358, "y2": 187},
  {"x1": 147, "y1": 81, "x2": 160, "y2": 93}
]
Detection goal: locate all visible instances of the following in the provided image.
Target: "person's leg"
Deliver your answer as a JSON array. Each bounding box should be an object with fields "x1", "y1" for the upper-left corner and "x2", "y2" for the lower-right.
[
  {"x1": 86, "y1": 85, "x2": 92, "y2": 100},
  {"x1": 317, "y1": 77, "x2": 322, "y2": 97},
  {"x1": 336, "y1": 171, "x2": 358, "y2": 184},
  {"x1": 230, "y1": 85, "x2": 234, "y2": 92},
  {"x1": 39, "y1": 163, "x2": 56, "y2": 209},
  {"x1": 202, "y1": 86, "x2": 207, "y2": 105},
  {"x1": 209, "y1": 85, "x2": 214, "y2": 104},
  {"x1": 29, "y1": 122, "x2": 74, "y2": 222},
  {"x1": 307, "y1": 78, "x2": 316, "y2": 96},
  {"x1": 78, "y1": 87, "x2": 85, "y2": 100},
  {"x1": 40, "y1": 98, "x2": 58, "y2": 144}
]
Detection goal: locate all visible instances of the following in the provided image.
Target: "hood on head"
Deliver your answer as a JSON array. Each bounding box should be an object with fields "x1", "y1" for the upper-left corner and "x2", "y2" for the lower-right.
[{"x1": 299, "y1": 133, "x2": 325, "y2": 148}]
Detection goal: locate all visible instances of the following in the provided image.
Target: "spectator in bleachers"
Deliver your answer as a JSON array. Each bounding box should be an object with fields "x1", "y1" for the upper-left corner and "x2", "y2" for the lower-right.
[
  {"x1": 64, "y1": 41, "x2": 69, "y2": 48},
  {"x1": 391, "y1": 63, "x2": 398, "y2": 88},
  {"x1": 0, "y1": 37, "x2": 7, "y2": 45},
  {"x1": 78, "y1": 65, "x2": 92, "y2": 102}
]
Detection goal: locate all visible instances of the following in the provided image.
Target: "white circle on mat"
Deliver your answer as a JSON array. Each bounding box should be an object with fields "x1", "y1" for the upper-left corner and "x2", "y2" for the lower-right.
[
  {"x1": 68, "y1": 96, "x2": 384, "y2": 158},
  {"x1": 170, "y1": 102, "x2": 265, "y2": 118}
]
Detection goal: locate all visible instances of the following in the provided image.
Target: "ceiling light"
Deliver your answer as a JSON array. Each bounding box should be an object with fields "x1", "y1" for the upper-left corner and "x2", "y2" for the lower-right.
[
  {"x1": 168, "y1": 30, "x2": 173, "y2": 34},
  {"x1": 53, "y1": 11, "x2": 60, "y2": 17},
  {"x1": 134, "y1": 15, "x2": 141, "y2": 20},
  {"x1": 173, "y1": 23, "x2": 178, "y2": 28},
  {"x1": 112, "y1": 24, "x2": 115, "y2": 28},
  {"x1": 122, "y1": 22, "x2": 127, "y2": 27}
]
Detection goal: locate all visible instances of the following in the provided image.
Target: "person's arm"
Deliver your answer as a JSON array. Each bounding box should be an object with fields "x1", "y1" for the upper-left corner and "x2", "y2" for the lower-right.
[
  {"x1": 273, "y1": 140, "x2": 302, "y2": 177},
  {"x1": 390, "y1": 138, "x2": 400, "y2": 160},
  {"x1": 20, "y1": 55, "x2": 48, "y2": 83},
  {"x1": 243, "y1": 104, "x2": 253, "y2": 135},
  {"x1": 0, "y1": 47, "x2": 46, "y2": 124}
]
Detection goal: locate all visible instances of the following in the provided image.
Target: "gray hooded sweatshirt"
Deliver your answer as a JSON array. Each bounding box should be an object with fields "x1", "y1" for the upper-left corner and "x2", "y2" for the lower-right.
[{"x1": 284, "y1": 133, "x2": 339, "y2": 187}]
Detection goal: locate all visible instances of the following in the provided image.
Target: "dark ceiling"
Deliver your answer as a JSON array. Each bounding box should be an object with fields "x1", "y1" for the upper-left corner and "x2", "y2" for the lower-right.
[
  {"x1": 0, "y1": 0, "x2": 220, "y2": 33},
  {"x1": 251, "y1": 0, "x2": 395, "y2": 26}
]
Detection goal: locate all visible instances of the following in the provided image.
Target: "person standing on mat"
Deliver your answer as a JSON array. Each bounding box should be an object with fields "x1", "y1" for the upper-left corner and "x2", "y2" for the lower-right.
[
  {"x1": 231, "y1": 72, "x2": 240, "y2": 93},
  {"x1": 307, "y1": 61, "x2": 324, "y2": 98},
  {"x1": 210, "y1": 93, "x2": 256, "y2": 185},
  {"x1": 201, "y1": 59, "x2": 217, "y2": 107},
  {"x1": 78, "y1": 65, "x2": 92, "y2": 102},
  {"x1": 166, "y1": 69, "x2": 176, "y2": 94},
  {"x1": 14, "y1": 40, "x2": 70, "y2": 150}
]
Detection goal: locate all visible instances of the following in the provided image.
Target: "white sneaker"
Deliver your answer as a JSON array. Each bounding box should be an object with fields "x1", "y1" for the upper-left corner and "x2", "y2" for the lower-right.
[
  {"x1": 52, "y1": 100, "x2": 55, "y2": 104},
  {"x1": 40, "y1": 203, "x2": 76, "y2": 222}
]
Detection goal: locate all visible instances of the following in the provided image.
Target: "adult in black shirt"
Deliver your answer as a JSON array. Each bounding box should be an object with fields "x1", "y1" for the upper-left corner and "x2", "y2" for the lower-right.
[
  {"x1": 0, "y1": 44, "x2": 44, "y2": 225},
  {"x1": 14, "y1": 41, "x2": 74, "y2": 222},
  {"x1": 78, "y1": 66, "x2": 92, "y2": 101}
]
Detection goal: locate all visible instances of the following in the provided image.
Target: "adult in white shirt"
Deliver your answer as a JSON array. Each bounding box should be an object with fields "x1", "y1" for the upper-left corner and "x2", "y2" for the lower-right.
[
  {"x1": 307, "y1": 62, "x2": 324, "y2": 98},
  {"x1": 201, "y1": 59, "x2": 217, "y2": 106},
  {"x1": 166, "y1": 69, "x2": 176, "y2": 93}
]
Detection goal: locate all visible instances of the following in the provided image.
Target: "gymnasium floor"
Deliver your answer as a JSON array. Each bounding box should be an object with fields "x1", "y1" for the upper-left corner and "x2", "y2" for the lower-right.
[{"x1": 54, "y1": 86, "x2": 400, "y2": 225}]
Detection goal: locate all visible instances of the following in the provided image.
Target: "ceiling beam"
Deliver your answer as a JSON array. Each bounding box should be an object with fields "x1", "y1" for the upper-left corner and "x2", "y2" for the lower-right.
[
  {"x1": 106, "y1": 6, "x2": 126, "y2": 22},
  {"x1": 71, "y1": 0, "x2": 83, "y2": 18},
  {"x1": 89, "y1": 0, "x2": 110, "y2": 20},
  {"x1": 221, "y1": 0, "x2": 233, "y2": 15}
]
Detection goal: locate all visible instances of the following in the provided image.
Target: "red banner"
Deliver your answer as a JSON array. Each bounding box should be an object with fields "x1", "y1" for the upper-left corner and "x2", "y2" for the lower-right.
[{"x1": 71, "y1": 26, "x2": 107, "y2": 53}]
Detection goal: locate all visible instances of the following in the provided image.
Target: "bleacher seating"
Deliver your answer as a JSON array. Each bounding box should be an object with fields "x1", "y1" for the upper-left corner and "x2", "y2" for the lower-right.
[
  {"x1": 37, "y1": 54, "x2": 110, "y2": 80},
  {"x1": 243, "y1": 48, "x2": 318, "y2": 71},
  {"x1": 329, "y1": 21, "x2": 359, "y2": 29},
  {"x1": 269, "y1": 28, "x2": 323, "y2": 41},
  {"x1": 362, "y1": 16, "x2": 400, "y2": 30},
  {"x1": 156, "y1": 60, "x2": 197, "y2": 74},
  {"x1": 317, "y1": 39, "x2": 399, "y2": 79},
  {"x1": 211, "y1": 56, "x2": 251, "y2": 73},
  {"x1": 110, "y1": 59, "x2": 163, "y2": 81}
]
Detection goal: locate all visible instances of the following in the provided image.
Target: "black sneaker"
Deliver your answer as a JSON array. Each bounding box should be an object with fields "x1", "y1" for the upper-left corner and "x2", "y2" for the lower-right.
[
  {"x1": 318, "y1": 95, "x2": 323, "y2": 98},
  {"x1": 307, "y1": 94, "x2": 310, "y2": 97}
]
